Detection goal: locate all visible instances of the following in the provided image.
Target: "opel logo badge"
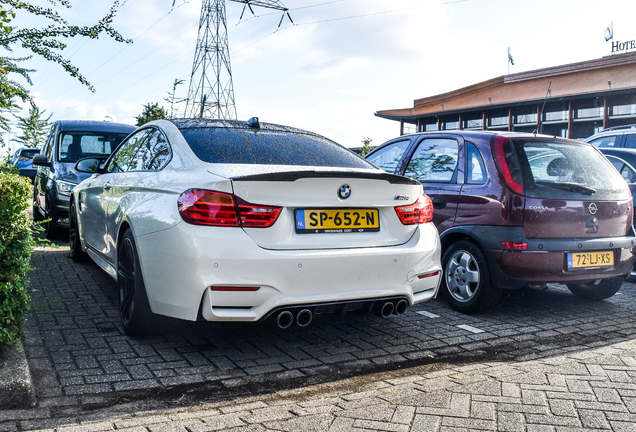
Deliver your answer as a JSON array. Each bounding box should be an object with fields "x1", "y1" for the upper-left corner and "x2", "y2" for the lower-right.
[
  {"x1": 338, "y1": 184, "x2": 351, "y2": 199},
  {"x1": 588, "y1": 203, "x2": 598, "y2": 215}
]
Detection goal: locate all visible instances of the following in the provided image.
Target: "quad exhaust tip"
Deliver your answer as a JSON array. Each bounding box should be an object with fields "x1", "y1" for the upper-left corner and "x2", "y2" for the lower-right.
[
  {"x1": 276, "y1": 311, "x2": 294, "y2": 329},
  {"x1": 296, "y1": 309, "x2": 313, "y2": 327},
  {"x1": 379, "y1": 301, "x2": 394, "y2": 318},
  {"x1": 395, "y1": 299, "x2": 409, "y2": 315}
]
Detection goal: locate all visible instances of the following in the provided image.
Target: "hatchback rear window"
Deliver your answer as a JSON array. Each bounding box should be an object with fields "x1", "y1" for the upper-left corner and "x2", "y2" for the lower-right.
[
  {"x1": 179, "y1": 127, "x2": 373, "y2": 168},
  {"x1": 510, "y1": 139, "x2": 629, "y2": 200}
]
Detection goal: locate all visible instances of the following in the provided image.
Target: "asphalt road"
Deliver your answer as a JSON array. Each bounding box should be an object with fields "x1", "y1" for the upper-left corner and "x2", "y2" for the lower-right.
[{"x1": 3, "y1": 243, "x2": 636, "y2": 430}]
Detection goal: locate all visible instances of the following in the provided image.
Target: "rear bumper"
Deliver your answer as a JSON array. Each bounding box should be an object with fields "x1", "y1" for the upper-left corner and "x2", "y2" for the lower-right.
[
  {"x1": 443, "y1": 225, "x2": 636, "y2": 289},
  {"x1": 135, "y1": 221, "x2": 442, "y2": 322}
]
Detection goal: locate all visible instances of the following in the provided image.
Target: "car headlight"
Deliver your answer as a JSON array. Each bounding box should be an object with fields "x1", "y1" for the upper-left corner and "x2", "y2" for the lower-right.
[{"x1": 56, "y1": 180, "x2": 77, "y2": 196}]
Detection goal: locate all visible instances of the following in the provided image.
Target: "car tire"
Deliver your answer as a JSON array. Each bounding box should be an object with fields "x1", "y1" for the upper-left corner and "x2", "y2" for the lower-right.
[
  {"x1": 32, "y1": 201, "x2": 43, "y2": 222},
  {"x1": 117, "y1": 228, "x2": 155, "y2": 336},
  {"x1": 566, "y1": 276, "x2": 624, "y2": 300},
  {"x1": 69, "y1": 202, "x2": 89, "y2": 263},
  {"x1": 44, "y1": 196, "x2": 60, "y2": 239},
  {"x1": 441, "y1": 240, "x2": 500, "y2": 314}
]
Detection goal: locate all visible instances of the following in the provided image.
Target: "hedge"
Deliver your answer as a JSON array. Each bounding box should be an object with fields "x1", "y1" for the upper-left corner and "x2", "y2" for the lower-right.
[{"x1": 0, "y1": 168, "x2": 34, "y2": 349}]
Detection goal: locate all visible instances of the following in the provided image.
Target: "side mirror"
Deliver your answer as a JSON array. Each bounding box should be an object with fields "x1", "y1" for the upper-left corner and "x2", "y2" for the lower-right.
[
  {"x1": 32, "y1": 154, "x2": 50, "y2": 167},
  {"x1": 75, "y1": 157, "x2": 103, "y2": 174}
]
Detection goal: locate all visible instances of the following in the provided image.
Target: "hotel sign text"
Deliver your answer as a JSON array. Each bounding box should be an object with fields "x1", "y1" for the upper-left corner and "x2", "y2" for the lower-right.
[{"x1": 612, "y1": 40, "x2": 636, "y2": 53}]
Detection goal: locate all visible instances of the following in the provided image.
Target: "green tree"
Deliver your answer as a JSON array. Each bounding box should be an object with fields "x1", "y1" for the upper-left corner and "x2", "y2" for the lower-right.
[
  {"x1": 135, "y1": 102, "x2": 167, "y2": 126},
  {"x1": 13, "y1": 100, "x2": 52, "y2": 148},
  {"x1": 164, "y1": 78, "x2": 185, "y2": 118},
  {"x1": 359, "y1": 137, "x2": 374, "y2": 157},
  {"x1": 0, "y1": 1, "x2": 131, "y2": 153}
]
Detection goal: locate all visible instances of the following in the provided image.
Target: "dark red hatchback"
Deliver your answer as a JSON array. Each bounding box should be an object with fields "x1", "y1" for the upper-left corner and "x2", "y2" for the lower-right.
[{"x1": 366, "y1": 131, "x2": 636, "y2": 313}]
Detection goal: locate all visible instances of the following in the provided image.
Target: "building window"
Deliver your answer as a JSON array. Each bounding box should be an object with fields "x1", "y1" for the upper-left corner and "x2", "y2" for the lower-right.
[
  {"x1": 463, "y1": 112, "x2": 483, "y2": 129},
  {"x1": 403, "y1": 124, "x2": 417, "y2": 134},
  {"x1": 516, "y1": 113, "x2": 537, "y2": 124},
  {"x1": 442, "y1": 114, "x2": 459, "y2": 131},
  {"x1": 611, "y1": 95, "x2": 636, "y2": 117},
  {"x1": 487, "y1": 108, "x2": 508, "y2": 128},
  {"x1": 543, "y1": 102, "x2": 569, "y2": 122},
  {"x1": 514, "y1": 106, "x2": 537, "y2": 124},
  {"x1": 574, "y1": 98, "x2": 603, "y2": 119}
]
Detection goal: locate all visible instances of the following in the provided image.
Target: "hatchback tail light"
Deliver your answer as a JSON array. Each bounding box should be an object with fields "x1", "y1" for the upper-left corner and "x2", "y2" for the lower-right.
[
  {"x1": 502, "y1": 241, "x2": 528, "y2": 250},
  {"x1": 178, "y1": 189, "x2": 281, "y2": 228},
  {"x1": 395, "y1": 194, "x2": 434, "y2": 225},
  {"x1": 493, "y1": 136, "x2": 524, "y2": 195}
]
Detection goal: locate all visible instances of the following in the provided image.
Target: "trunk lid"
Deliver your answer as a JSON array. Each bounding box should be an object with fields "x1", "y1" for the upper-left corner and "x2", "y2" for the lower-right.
[
  {"x1": 523, "y1": 198, "x2": 633, "y2": 238},
  {"x1": 209, "y1": 164, "x2": 425, "y2": 250},
  {"x1": 503, "y1": 137, "x2": 633, "y2": 239}
]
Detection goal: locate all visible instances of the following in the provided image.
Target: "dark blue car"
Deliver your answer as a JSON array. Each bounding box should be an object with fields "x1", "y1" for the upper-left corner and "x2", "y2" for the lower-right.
[
  {"x1": 10, "y1": 147, "x2": 40, "y2": 181},
  {"x1": 33, "y1": 120, "x2": 136, "y2": 237}
]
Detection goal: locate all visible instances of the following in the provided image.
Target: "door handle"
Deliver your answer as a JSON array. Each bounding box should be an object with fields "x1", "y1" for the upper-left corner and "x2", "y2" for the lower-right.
[
  {"x1": 432, "y1": 196, "x2": 447, "y2": 210},
  {"x1": 103, "y1": 182, "x2": 113, "y2": 191}
]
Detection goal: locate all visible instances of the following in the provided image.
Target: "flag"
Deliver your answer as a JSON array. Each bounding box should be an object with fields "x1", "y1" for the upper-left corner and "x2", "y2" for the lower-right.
[
  {"x1": 508, "y1": 47, "x2": 514, "y2": 66},
  {"x1": 605, "y1": 21, "x2": 613, "y2": 41}
]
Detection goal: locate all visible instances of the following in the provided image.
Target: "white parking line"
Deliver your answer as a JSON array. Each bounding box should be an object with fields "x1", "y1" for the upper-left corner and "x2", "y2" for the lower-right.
[
  {"x1": 457, "y1": 324, "x2": 484, "y2": 334},
  {"x1": 416, "y1": 310, "x2": 440, "y2": 318}
]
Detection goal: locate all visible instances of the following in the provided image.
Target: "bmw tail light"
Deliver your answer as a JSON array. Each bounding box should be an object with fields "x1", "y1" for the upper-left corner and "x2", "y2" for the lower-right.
[
  {"x1": 236, "y1": 197, "x2": 282, "y2": 228},
  {"x1": 395, "y1": 194, "x2": 434, "y2": 225},
  {"x1": 178, "y1": 189, "x2": 239, "y2": 226},
  {"x1": 493, "y1": 136, "x2": 524, "y2": 195},
  {"x1": 178, "y1": 189, "x2": 281, "y2": 228}
]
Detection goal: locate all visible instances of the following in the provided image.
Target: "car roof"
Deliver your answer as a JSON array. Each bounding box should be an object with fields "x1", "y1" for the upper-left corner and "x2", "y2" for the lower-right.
[
  {"x1": 168, "y1": 118, "x2": 329, "y2": 139},
  {"x1": 599, "y1": 148, "x2": 636, "y2": 158},
  {"x1": 56, "y1": 120, "x2": 136, "y2": 133},
  {"x1": 388, "y1": 130, "x2": 571, "y2": 142},
  {"x1": 585, "y1": 127, "x2": 636, "y2": 142}
]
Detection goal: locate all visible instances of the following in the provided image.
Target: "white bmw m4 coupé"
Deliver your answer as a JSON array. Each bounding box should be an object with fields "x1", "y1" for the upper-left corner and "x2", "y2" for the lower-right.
[{"x1": 70, "y1": 118, "x2": 441, "y2": 335}]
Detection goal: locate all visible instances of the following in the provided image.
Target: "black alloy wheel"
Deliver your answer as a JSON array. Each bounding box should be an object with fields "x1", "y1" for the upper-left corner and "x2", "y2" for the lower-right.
[{"x1": 117, "y1": 228, "x2": 154, "y2": 336}]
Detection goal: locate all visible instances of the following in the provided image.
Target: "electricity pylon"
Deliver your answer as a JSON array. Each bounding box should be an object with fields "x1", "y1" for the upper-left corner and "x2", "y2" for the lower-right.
[{"x1": 184, "y1": 0, "x2": 290, "y2": 119}]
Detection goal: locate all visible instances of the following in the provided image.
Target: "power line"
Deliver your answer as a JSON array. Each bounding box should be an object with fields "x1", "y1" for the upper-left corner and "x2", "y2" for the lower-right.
[{"x1": 45, "y1": 1, "x2": 193, "y2": 104}]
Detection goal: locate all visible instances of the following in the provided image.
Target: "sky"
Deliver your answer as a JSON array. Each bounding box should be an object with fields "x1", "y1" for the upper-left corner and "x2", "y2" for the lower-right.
[{"x1": 3, "y1": 0, "x2": 635, "y2": 155}]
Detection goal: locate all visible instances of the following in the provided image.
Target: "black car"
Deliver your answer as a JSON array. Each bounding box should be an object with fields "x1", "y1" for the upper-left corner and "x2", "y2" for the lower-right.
[{"x1": 33, "y1": 120, "x2": 136, "y2": 237}]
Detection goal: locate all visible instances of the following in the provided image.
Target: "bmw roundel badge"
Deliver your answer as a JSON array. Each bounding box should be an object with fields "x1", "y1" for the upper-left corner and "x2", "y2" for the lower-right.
[{"x1": 338, "y1": 184, "x2": 351, "y2": 199}]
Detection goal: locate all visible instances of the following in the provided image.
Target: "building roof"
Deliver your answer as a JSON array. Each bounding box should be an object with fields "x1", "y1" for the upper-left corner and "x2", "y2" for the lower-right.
[{"x1": 376, "y1": 52, "x2": 636, "y2": 121}]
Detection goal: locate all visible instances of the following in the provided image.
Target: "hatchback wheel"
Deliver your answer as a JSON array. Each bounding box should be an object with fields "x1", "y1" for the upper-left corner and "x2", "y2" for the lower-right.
[
  {"x1": 441, "y1": 240, "x2": 500, "y2": 313},
  {"x1": 566, "y1": 276, "x2": 624, "y2": 300},
  {"x1": 117, "y1": 229, "x2": 154, "y2": 336},
  {"x1": 69, "y1": 202, "x2": 88, "y2": 263}
]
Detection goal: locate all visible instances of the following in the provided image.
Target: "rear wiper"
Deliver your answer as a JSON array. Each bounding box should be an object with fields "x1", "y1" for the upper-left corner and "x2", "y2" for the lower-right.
[{"x1": 536, "y1": 181, "x2": 597, "y2": 195}]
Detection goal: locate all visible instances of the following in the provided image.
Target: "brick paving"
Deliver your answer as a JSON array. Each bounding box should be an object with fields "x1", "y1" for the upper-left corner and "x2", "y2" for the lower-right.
[
  {"x1": 4, "y1": 338, "x2": 636, "y2": 431},
  {"x1": 3, "y1": 244, "x2": 636, "y2": 430}
]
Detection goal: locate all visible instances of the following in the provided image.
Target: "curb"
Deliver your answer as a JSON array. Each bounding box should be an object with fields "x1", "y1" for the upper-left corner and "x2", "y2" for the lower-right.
[{"x1": 0, "y1": 341, "x2": 35, "y2": 409}]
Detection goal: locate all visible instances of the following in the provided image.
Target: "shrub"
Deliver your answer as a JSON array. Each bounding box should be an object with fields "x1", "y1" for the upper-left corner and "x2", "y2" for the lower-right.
[{"x1": 0, "y1": 170, "x2": 34, "y2": 349}]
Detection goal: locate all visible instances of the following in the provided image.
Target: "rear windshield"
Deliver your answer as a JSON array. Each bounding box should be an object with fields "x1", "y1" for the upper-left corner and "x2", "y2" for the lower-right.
[
  {"x1": 510, "y1": 138, "x2": 629, "y2": 200},
  {"x1": 58, "y1": 132, "x2": 129, "y2": 163},
  {"x1": 179, "y1": 127, "x2": 373, "y2": 168}
]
